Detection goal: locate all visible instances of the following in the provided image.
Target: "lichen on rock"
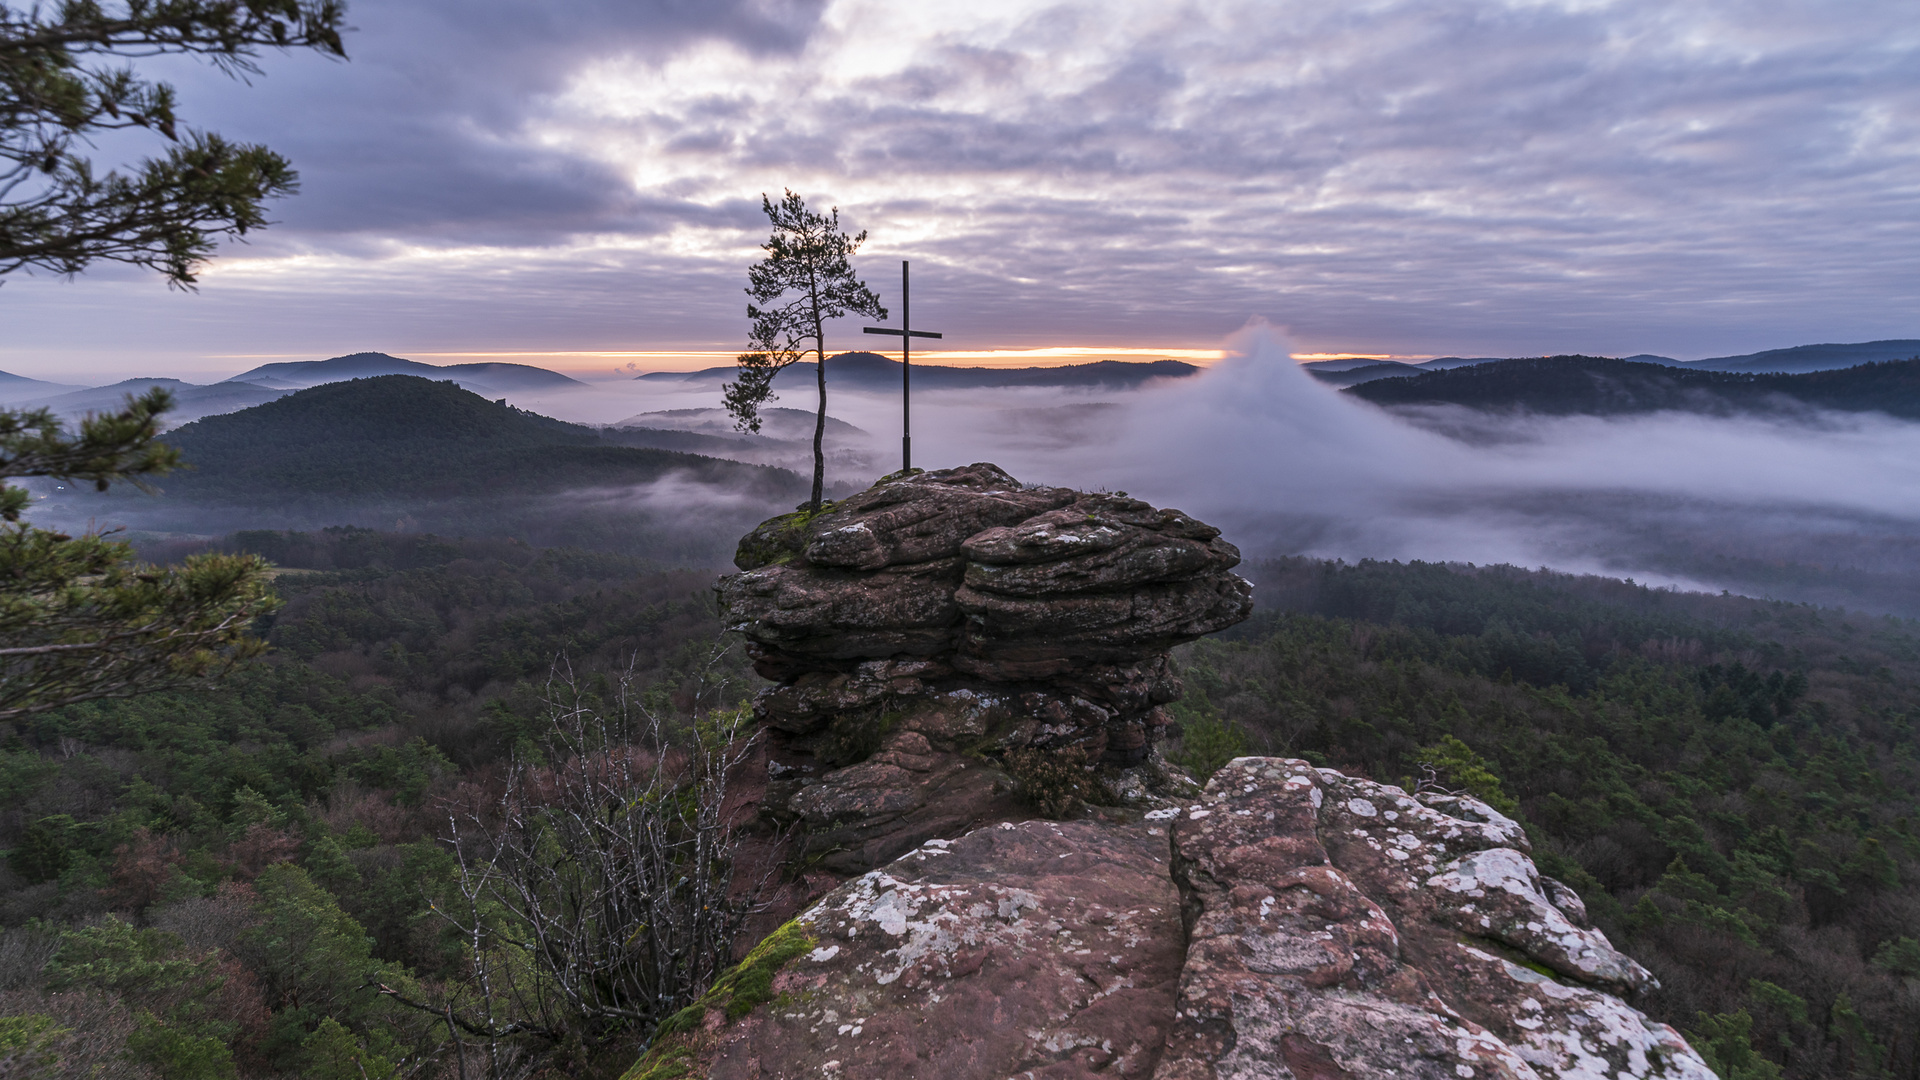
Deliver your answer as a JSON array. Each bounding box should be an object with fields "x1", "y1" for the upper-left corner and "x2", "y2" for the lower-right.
[
  {"x1": 1158, "y1": 757, "x2": 1713, "y2": 1080},
  {"x1": 637, "y1": 760, "x2": 1711, "y2": 1080},
  {"x1": 654, "y1": 818, "x2": 1187, "y2": 1080}
]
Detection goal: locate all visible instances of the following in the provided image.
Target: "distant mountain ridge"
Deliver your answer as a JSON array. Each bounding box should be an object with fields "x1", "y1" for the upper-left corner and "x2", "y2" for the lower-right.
[
  {"x1": 0, "y1": 369, "x2": 86, "y2": 401},
  {"x1": 1306, "y1": 353, "x2": 1681, "y2": 387},
  {"x1": 611, "y1": 406, "x2": 865, "y2": 439},
  {"x1": 1308, "y1": 339, "x2": 1917, "y2": 387},
  {"x1": 1680, "y1": 339, "x2": 1920, "y2": 374},
  {"x1": 226, "y1": 351, "x2": 587, "y2": 392},
  {"x1": 1345, "y1": 354, "x2": 1920, "y2": 419},
  {"x1": 28, "y1": 378, "x2": 287, "y2": 424},
  {"x1": 640, "y1": 351, "x2": 1200, "y2": 389}
]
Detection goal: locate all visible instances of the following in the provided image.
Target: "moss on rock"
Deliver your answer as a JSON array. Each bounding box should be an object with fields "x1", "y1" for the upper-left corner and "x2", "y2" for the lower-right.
[
  {"x1": 620, "y1": 919, "x2": 818, "y2": 1080},
  {"x1": 732, "y1": 504, "x2": 837, "y2": 570}
]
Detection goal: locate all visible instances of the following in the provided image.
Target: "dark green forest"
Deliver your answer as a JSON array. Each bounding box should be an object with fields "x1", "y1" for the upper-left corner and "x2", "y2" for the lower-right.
[
  {"x1": 4, "y1": 535, "x2": 1919, "y2": 1078},
  {"x1": 1347, "y1": 355, "x2": 1920, "y2": 418},
  {"x1": 0, "y1": 529, "x2": 756, "y2": 1079}
]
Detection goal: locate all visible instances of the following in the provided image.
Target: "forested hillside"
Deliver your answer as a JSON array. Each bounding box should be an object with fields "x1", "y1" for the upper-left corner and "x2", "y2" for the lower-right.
[
  {"x1": 1347, "y1": 354, "x2": 1920, "y2": 418},
  {"x1": 154, "y1": 376, "x2": 792, "y2": 500},
  {"x1": 30, "y1": 376, "x2": 808, "y2": 562},
  {"x1": 3, "y1": 541, "x2": 1918, "y2": 1078}
]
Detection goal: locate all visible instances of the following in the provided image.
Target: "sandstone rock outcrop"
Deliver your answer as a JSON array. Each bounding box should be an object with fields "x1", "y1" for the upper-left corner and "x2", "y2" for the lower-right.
[
  {"x1": 717, "y1": 465, "x2": 1254, "y2": 869},
  {"x1": 1156, "y1": 758, "x2": 1707, "y2": 1080},
  {"x1": 635, "y1": 759, "x2": 1711, "y2": 1080},
  {"x1": 690, "y1": 819, "x2": 1186, "y2": 1079},
  {"x1": 719, "y1": 464, "x2": 1251, "y2": 758}
]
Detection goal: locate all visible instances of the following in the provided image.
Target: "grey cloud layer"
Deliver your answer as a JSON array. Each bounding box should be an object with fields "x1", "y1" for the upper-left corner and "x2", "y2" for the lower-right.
[{"x1": 4, "y1": 0, "x2": 1917, "y2": 373}]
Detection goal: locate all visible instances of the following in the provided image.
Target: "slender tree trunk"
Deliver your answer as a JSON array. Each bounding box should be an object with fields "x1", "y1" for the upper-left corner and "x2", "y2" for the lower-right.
[
  {"x1": 810, "y1": 332, "x2": 827, "y2": 509},
  {"x1": 807, "y1": 254, "x2": 827, "y2": 510}
]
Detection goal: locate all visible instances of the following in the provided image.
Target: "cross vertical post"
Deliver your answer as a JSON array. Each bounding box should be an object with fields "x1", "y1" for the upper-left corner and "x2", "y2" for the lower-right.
[
  {"x1": 863, "y1": 261, "x2": 942, "y2": 474},
  {"x1": 902, "y1": 260, "x2": 911, "y2": 470}
]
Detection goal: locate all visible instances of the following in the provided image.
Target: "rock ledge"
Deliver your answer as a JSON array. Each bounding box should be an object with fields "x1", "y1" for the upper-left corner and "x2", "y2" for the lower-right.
[{"x1": 630, "y1": 758, "x2": 1711, "y2": 1080}]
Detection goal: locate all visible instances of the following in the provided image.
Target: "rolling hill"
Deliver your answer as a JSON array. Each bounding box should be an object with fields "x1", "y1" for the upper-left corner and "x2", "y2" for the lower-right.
[
  {"x1": 610, "y1": 405, "x2": 866, "y2": 440},
  {"x1": 1344, "y1": 354, "x2": 1920, "y2": 418},
  {"x1": 154, "y1": 375, "x2": 795, "y2": 500},
  {"x1": 25, "y1": 376, "x2": 808, "y2": 560},
  {"x1": 226, "y1": 351, "x2": 587, "y2": 392},
  {"x1": 26, "y1": 377, "x2": 289, "y2": 423},
  {"x1": 1682, "y1": 338, "x2": 1920, "y2": 373},
  {"x1": 0, "y1": 369, "x2": 84, "y2": 402},
  {"x1": 1306, "y1": 353, "x2": 1680, "y2": 387}
]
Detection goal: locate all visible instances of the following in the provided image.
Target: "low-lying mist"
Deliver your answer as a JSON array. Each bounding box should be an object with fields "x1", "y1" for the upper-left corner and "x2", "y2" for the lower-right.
[
  {"x1": 811, "y1": 326, "x2": 1920, "y2": 615},
  {"x1": 32, "y1": 328, "x2": 1920, "y2": 614}
]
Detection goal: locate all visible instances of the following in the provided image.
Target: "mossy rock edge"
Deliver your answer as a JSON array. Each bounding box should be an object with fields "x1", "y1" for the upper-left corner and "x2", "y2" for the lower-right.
[
  {"x1": 732, "y1": 504, "x2": 838, "y2": 570},
  {"x1": 620, "y1": 919, "x2": 818, "y2": 1080}
]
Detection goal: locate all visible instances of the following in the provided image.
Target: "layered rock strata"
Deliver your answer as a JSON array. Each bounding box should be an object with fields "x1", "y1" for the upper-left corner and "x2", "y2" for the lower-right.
[
  {"x1": 717, "y1": 464, "x2": 1253, "y2": 868},
  {"x1": 633, "y1": 759, "x2": 1711, "y2": 1080},
  {"x1": 718, "y1": 463, "x2": 1252, "y2": 764}
]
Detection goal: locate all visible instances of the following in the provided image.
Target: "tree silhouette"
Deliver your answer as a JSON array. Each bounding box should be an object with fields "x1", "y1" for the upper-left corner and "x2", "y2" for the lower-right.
[
  {"x1": 723, "y1": 190, "x2": 885, "y2": 510},
  {"x1": 1, "y1": 0, "x2": 347, "y2": 287}
]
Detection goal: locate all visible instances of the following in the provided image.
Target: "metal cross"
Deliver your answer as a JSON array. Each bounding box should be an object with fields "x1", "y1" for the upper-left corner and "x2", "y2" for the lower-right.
[{"x1": 862, "y1": 260, "x2": 942, "y2": 473}]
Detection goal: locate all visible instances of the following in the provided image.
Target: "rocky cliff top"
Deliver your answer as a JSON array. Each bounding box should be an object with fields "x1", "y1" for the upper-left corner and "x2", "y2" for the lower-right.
[
  {"x1": 721, "y1": 462, "x2": 1252, "y2": 680},
  {"x1": 631, "y1": 758, "x2": 1710, "y2": 1080}
]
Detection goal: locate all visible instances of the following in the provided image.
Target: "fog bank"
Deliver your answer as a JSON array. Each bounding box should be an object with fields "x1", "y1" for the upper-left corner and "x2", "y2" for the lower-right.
[{"x1": 859, "y1": 326, "x2": 1920, "y2": 613}]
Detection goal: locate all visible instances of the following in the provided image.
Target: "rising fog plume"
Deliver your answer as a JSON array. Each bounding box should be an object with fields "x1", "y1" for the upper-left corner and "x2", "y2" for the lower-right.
[{"x1": 821, "y1": 326, "x2": 1920, "y2": 614}]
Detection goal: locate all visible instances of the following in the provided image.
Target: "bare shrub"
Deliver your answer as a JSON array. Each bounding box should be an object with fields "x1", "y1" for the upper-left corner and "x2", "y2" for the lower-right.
[
  {"x1": 0, "y1": 988, "x2": 153, "y2": 1079},
  {"x1": 380, "y1": 652, "x2": 771, "y2": 1076},
  {"x1": 313, "y1": 778, "x2": 420, "y2": 845},
  {"x1": 222, "y1": 823, "x2": 299, "y2": 879},
  {"x1": 149, "y1": 881, "x2": 260, "y2": 954},
  {"x1": 0, "y1": 926, "x2": 59, "y2": 991},
  {"x1": 104, "y1": 828, "x2": 183, "y2": 913}
]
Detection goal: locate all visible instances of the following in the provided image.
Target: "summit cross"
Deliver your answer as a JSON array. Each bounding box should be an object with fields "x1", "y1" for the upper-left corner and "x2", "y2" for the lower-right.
[{"x1": 862, "y1": 260, "x2": 943, "y2": 473}]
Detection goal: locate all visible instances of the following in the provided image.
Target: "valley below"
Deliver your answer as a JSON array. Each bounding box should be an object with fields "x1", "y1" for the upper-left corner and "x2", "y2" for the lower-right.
[{"x1": 6, "y1": 343, "x2": 1920, "y2": 1079}]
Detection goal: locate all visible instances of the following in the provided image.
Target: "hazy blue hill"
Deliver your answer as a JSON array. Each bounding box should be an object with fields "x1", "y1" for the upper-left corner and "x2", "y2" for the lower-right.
[
  {"x1": 1304, "y1": 360, "x2": 1420, "y2": 386},
  {"x1": 227, "y1": 351, "x2": 587, "y2": 391},
  {"x1": 611, "y1": 405, "x2": 866, "y2": 440},
  {"x1": 0, "y1": 369, "x2": 87, "y2": 403},
  {"x1": 28, "y1": 377, "x2": 288, "y2": 421},
  {"x1": 0, "y1": 368, "x2": 79, "y2": 390},
  {"x1": 1307, "y1": 354, "x2": 1682, "y2": 388},
  {"x1": 1684, "y1": 338, "x2": 1920, "y2": 373},
  {"x1": 1345, "y1": 354, "x2": 1920, "y2": 418},
  {"x1": 639, "y1": 351, "x2": 1200, "y2": 389},
  {"x1": 596, "y1": 426, "x2": 773, "y2": 455}
]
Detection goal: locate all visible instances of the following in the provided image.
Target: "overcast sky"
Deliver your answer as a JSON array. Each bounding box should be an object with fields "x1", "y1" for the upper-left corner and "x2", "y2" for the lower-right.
[{"x1": 3, "y1": 0, "x2": 1916, "y2": 382}]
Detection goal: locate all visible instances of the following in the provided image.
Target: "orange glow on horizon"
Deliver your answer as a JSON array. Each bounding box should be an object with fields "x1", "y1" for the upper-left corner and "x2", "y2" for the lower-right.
[{"x1": 1290, "y1": 352, "x2": 1434, "y2": 363}]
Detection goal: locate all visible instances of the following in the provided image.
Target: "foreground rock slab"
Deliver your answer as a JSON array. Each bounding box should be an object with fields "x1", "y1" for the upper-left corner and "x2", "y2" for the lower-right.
[
  {"x1": 1156, "y1": 758, "x2": 1713, "y2": 1080},
  {"x1": 629, "y1": 759, "x2": 1712, "y2": 1080},
  {"x1": 680, "y1": 819, "x2": 1186, "y2": 1080}
]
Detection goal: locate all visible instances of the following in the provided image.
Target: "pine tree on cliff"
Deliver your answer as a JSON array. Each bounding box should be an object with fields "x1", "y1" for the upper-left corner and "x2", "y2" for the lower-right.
[{"x1": 723, "y1": 190, "x2": 887, "y2": 510}]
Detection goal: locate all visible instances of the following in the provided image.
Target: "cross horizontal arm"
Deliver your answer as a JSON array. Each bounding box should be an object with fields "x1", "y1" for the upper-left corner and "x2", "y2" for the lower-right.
[{"x1": 862, "y1": 327, "x2": 943, "y2": 339}]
